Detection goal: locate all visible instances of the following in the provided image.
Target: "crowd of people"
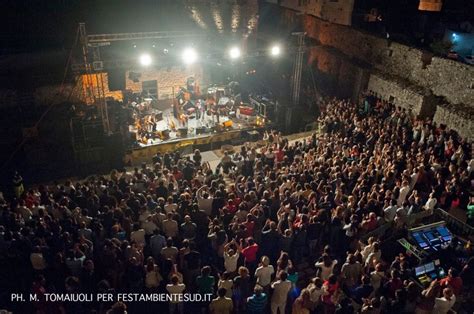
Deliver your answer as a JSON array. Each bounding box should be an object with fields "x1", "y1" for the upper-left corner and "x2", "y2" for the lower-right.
[{"x1": 0, "y1": 95, "x2": 473, "y2": 314}]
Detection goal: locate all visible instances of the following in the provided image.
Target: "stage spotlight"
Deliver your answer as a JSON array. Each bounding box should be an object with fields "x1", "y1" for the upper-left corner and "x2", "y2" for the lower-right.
[
  {"x1": 182, "y1": 48, "x2": 198, "y2": 65},
  {"x1": 270, "y1": 45, "x2": 281, "y2": 57},
  {"x1": 229, "y1": 47, "x2": 241, "y2": 59},
  {"x1": 139, "y1": 53, "x2": 152, "y2": 66}
]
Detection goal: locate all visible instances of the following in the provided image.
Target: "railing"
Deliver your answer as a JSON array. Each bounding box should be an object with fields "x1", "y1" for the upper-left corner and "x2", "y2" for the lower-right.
[
  {"x1": 360, "y1": 208, "x2": 471, "y2": 243},
  {"x1": 434, "y1": 208, "x2": 474, "y2": 240}
]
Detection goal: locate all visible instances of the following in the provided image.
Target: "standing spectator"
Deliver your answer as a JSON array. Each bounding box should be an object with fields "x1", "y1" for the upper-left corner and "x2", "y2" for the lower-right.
[
  {"x1": 234, "y1": 266, "x2": 252, "y2": 312},
  {"x1": 270, "y1": 271, "x2": 292, "y2": 314},
  {"x1": 241, "y1": 238, "x2": 259, "y2": 274},
  {"x1": 292, "y1": 289, "x2": 311, "y2": 314},
  {"x1": 223, "y1": 240, "x2": 240, "y2": 274},
  {"x1": 163, "y1": 212, "x2": 179, "y2": 239},
  {"x1": 247, "y1": 285, "x2": 268, "y2": 314},
  {"x1": 255, "y1": 256, "x2": 274, "y2": 293},
  {"x1": 161, "y1": 238, "x2": 179, "y2": 263},
  {"x1": 166, "y1": 274, "x2": 186, "y2": 314},
  {"x1": 217, "y1": 271, "x2": 234, "y2": 298},
  {"x1": 196, "y1": 266, "x2": 215, "y2": 295},
  {"x1": 210, "y1": 288, "x2": 233, "y2": 314},
  {"x1": 315, "y1": 253, "x2": 337, "y2": 281}
]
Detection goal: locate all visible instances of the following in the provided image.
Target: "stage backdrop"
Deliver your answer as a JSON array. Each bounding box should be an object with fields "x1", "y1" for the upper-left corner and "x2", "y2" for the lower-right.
[{"x1": 75, "y1": 64, "x2": 204, "y2": 105}]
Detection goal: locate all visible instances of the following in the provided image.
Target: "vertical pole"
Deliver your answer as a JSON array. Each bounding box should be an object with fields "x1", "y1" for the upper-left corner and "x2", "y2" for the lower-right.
[
  {"x1": 79, "y1": 23, "x2": 96, "y2": 105},
  {"x1": 287, "y1": 32, "x2": 306, "y2": 132}
]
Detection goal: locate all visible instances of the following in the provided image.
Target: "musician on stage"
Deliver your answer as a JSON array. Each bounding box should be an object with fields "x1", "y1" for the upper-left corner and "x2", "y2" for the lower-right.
[{"x1": 195, "y1": 99, "x2": 202, "y2": 120}]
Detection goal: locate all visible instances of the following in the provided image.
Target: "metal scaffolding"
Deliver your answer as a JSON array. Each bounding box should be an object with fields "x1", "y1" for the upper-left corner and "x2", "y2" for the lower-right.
[
  {"x1": 75, "y1": 23, "x2": 206, "y2": 134},
  {"x1": 291, "y1": 32, "x2": 305, "y2": 106}
]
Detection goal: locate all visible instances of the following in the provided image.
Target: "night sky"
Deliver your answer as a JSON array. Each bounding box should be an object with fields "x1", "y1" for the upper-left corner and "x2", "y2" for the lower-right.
[
  {"x1": 2, "y1": 0, "x2": 473, "y2": 54},
  {"x1": 2, "y1": 0, "x2": 260, "y2": 53}
]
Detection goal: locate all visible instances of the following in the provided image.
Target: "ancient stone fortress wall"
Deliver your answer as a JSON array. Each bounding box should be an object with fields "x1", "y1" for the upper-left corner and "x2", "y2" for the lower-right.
[{"x1": 301, "y1": 14, "x2": 474, "y2": 139}]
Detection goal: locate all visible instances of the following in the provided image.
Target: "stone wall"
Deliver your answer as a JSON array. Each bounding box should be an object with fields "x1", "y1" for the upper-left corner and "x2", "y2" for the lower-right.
[
  {"x1": 36, "y1": 64, "x2": 205, "y2": 106},
  {"x1": 303, "y1": 15, "x2": 474, "y2": 108},
  {"x1": 279, "y1": 0, "x2": 354, "y2": 26},
  {"x1": 433, "y1": 104, "x2": 474, "y2": 140},
  {"x1": 368, "y1": 74, "x2": 426, "y2": 117},
  {"x1": 125, "y1": 65, "x2": 203, "y2": 100},
  {"x1": 297, "y1": 12, "x2": 474, "y2": 138}
]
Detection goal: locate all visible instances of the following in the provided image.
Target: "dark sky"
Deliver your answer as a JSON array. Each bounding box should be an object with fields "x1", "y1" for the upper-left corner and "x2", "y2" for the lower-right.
[
  {"x1": 2, "y1": 0, "x2": 472, "y2": 54},
  {"x1": 1, "y1": 0, "x2": 261, "y2": 53}
]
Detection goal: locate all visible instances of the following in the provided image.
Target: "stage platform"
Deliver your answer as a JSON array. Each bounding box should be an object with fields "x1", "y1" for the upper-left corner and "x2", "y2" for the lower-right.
[{"x1": 127, "y1": 106, "x2": 266, "y2": 163}]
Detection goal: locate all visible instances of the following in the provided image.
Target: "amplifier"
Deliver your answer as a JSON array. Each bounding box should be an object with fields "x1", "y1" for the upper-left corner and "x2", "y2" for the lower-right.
[
  {"x1": 178, "y1": 128, "x2": 188, "y2": 138},
  {"x1": 196, "y1": 126, "x2": 206, "y2": 135},
  {"x1": 155, "y1": 111, "x2": 163, "y2": 121}
]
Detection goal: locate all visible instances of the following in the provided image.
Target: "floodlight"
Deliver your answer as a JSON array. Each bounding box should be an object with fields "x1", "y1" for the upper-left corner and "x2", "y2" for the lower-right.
[
  {"x1": 182, "y1": 48, "x2": 198, "y2": 65},
  {"x1": 270, "y1": 45, "x2": 281, "y2": 57},
  {"x1": 229, "y1": 47, "x2": 241, "y2": 59},
  {"x1": 139, "y1": 53, "x2": 152, "y2": 66}
]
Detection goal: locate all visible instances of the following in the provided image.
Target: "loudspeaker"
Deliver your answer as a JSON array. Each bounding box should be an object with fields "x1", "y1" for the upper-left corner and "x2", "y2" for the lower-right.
[
  {"x1": 155, "y1": 111, "x2": 163, "y2": 121},
  {"x1": 178, "y1": 128, "x2": 188, "y2": 138},
  {"x1": 128, "y1": 72, "x2": 141, "y2": 83},
  {"x1": 196, "y1": 126, "x2": 206, "y2": 135},
  {"x1": 107, "y1": 69, "x2": 125, "y2": 91}
]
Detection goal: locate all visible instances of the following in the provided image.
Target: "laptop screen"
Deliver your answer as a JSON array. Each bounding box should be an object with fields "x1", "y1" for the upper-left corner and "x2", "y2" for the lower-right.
[
  {"x1": 424, "y1": 262, "x2": 435, "y2": 273},
  {"x1": 415, "y1": 265, "x2": 425, "y2": 276}
]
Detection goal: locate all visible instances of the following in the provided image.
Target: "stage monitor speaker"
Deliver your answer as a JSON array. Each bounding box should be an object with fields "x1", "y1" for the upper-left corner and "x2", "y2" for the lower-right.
[
  {"x1": 246, "y1": 130, "x2": 260, "y2": 142},
  {"x1": 196, "y1": 126, "x2": 206, "y2": 135},
  {"x1": 155, "y1": 111, "x2": 163, "y2": 121},
  {"x1": 107, "y1": 69, "x2": 125, "y2": 91},
  {"x1": 178, "y1": 128, "x2": 188, "y2": 138}
]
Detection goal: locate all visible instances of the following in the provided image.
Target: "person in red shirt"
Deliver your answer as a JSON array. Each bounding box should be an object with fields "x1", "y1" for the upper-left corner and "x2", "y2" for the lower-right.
[
  {"x1": 172, "y1": 166, "x2": 183, "y2": 181},
  {"x1": 439, "y1": 268, "x2": 463, "y2": 296},
  {"x1": 275, "y1": 146, "x2": 285, "y2": 163},
  {"x1": 322, "y1": 274, "x2": 340, "y2": 313},
  {"x1": 241, "y1": 237, "x2": 259, "y2": 274},
  {"x1": 227, "y1": 199, "x2": 237, "y2": 214}
]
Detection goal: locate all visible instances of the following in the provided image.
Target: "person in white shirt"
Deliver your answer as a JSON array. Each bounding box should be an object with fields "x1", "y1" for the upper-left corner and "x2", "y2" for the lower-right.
[
  {"x1": 197, "y1": 187, "x2": 213, "y2": 216},
  {"x1": 433, "y1": 287, "x2": 456, "y2": 314},
  {"x1": 138, "y1": 207, "x2": 151, "y2": 225},
  {"x1": 271, "y1": 271, "x2": 292, "y2": 314},
  {"x1": 306, "y1": 277, "x2": 324, "y2": 310},
  {"x1": 143, "y1": 216, "x2": 159, "y2": 236},
  {"x1": 223, "y1": 242, "x2": 240, "y2": 273},
  {"x1": 217, "y1": 271, "x2": 234, "y2": 298},
  {"x1": 162, "y1": 213, "x2": 179, "y2": 239},
  {"x1": 30, "y1": 246, "x2": 47, "y2": 271},
  {"x1": 255, "y1": 256, "x2": 274, "y2": 289},
  {"x1": 424, "y1": 192, "x2": 437, "y2": 211},
  {"x1": 130, "y1": 224, "x2": 146, "y2": 246},
  {"x1": 166, "y1": 275, "x2": 186, "y2": 314},
  {"x1": 164, "y1": 197, "x2": 178, "y2": 214},
  {"x1": 383, "y1": 199, "x2": 398, "y2": 222},
  {"x1": 397, "y1": 180, "x2": 410, "y2": 207}
]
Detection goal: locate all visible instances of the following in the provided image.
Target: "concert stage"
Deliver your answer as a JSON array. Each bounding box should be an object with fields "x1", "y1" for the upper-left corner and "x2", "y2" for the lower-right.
[{"x1": 127, "y1": 107, "x2": 265, "y2": 164}]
